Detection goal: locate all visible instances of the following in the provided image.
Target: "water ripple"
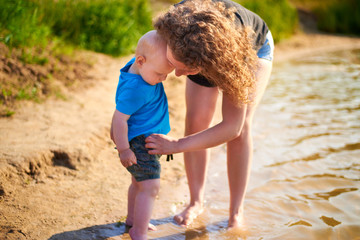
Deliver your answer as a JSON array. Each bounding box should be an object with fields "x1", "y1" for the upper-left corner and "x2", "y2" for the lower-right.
[
  {"x1": 300, "y1": 187, "x2": 358, "y2": 201},
  {"x1": 320, "y1": 216, "x2": 342, "y2": 227},
  {"x1": 266, "y1": 142, "x2": 360, "y2": 167}
]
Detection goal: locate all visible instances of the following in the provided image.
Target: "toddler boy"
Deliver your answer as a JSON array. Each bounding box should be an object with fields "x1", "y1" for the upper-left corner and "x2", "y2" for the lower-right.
[{"x1": 110, "y1": 30, "x2": 174, "y2": 240}]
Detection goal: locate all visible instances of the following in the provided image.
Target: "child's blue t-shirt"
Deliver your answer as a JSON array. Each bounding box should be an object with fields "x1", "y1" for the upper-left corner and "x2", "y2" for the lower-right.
[{"x1": 115, "y1": 58, "x2": 170, "y2": 141}]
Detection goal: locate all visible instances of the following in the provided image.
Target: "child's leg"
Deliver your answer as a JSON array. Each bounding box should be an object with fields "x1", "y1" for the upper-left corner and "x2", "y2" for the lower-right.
[
  {"x1": 126, "y1": 177, "x2": 158, "y2": 231},
  {"x1": 129, "y1": 178, "x2": 160, "y2": 240},
  {"x1": 125, "y1": 177, "x2": 137, "y2": 226}
]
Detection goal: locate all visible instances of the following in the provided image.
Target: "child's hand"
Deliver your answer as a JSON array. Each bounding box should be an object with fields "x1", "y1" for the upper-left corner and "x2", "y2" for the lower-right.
[{"x1": 118, "y1": 148, "x2": 137, "y2": 168}]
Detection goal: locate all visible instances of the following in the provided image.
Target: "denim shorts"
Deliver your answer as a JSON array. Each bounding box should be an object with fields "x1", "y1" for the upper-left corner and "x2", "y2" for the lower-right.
[
  {"x1": 257, "y1": 30, "x2": 274, "y2": 61},
  {"x1": 127, "y1": 135, "x2": 162, "y2": 182},
  {"x1": 188, "y1": 30, "x2": 274, "y2": 87}
]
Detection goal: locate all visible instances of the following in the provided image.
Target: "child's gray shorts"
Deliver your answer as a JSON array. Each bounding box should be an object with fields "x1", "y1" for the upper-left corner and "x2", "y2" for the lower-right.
[{"x1": 127, "y1": 135, "x2": 162, "y2": 182}]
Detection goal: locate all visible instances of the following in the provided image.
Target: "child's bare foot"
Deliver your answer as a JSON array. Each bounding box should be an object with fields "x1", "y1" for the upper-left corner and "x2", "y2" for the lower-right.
[
  {"x1": 173, "y1": 203, "x2": 204, "y2": 227},
  {"x1": 125, "y1": 221, "x2": 157, "y2": 231},
  {"x1": 129, "y1": 227, "x2": 147, "y2": 240}
]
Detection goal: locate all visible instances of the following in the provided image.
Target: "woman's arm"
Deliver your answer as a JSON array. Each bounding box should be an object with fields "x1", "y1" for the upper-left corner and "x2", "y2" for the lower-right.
[{"x1": 146, "y1": 94, "x2": 247, "y2": 154}]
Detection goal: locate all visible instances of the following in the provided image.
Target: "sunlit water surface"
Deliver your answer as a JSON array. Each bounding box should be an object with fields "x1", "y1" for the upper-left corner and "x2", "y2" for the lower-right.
[{"x1": 147, "y1": 49, "x2": 360, "y2": 240}]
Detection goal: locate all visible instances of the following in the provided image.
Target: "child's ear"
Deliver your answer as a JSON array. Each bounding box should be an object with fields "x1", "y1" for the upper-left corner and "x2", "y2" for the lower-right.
[{"x1": 135, "y1": 55, "x2": 146, "y2": 67}]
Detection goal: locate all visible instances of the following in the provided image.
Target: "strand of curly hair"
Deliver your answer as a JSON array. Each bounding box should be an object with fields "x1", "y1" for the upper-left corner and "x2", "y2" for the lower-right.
[{"x1": 154, "y1": 0, "x2": 258, "y2": 105}]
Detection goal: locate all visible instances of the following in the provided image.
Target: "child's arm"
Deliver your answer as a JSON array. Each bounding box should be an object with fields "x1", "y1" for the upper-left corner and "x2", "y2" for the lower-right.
[{"x1": 111, "y1": 109, "x2": 137, "y2": 168}]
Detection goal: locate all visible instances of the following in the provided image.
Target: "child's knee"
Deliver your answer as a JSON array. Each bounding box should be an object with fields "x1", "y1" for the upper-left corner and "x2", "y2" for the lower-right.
[
  {"x1": 149, "y1": 181, "x2": 160, "y2": 197},
  {"x1": 140, "y1": 179, "x2": 160, "y2": 197}
]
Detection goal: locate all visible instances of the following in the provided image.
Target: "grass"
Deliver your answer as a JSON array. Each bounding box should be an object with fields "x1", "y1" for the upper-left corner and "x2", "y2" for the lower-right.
[
  {"x1": 0, "y1": 0, "x2": 153, "y2": 57},
  {"x1": 314, "y1": 0, "x2": 360, "y2": 35},
  {"x1": 38, "y1": 0, "x2": 153, "y2": 56},
  {"x1": 238, "y1": 0, "x2": 298, "y2": 43},
  {"x1": 0, "y1": 1, "x2": 51, "y2": 49},
  {"x1": 289, "y1": 0, "x2": 360, "y2": 35}
]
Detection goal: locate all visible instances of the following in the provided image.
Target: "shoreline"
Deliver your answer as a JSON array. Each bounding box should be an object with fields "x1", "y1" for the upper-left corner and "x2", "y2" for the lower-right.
[{"x1": 274, "y1": 32, "x2": 360, "y2": 63}]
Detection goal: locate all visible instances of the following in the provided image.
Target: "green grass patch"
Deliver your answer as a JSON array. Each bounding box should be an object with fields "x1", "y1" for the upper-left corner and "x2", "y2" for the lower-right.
[
  {"x1": 0, "y1": 0, "x2": 153, "y2": 57},
  {"x1": 39, "y1": 0, "x2": 153, "y2": 56},
  {"x1": 314, "y1": 0, "x2": 360, "y2": 35},
  {"x1": 0, "y1": 0, "x2": 52, "y2": 49},
  {"x1": 19, "y1": 48, "x2": 49, "y2": 65},
  {"x1": 16, "y1": 87, "x2": 40, "y2": 102},
  {"x1": 290, "y1": 0, "x2": 360, "y2": 35},
  {"x1": 238, "y1": 0, "x2": 298, "y2": 43}
]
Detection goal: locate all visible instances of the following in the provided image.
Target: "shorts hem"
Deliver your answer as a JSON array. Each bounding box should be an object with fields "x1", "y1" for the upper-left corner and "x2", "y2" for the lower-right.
[
  {"x1": 133, "y1": 174, "x2": 160, "y2": 182},
  {"x1": 258, "y1": 55, "x2": 274, "y2": 61}
]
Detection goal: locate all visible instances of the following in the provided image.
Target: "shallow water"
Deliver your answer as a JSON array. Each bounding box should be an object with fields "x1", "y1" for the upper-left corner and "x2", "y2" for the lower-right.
[{"x1": 148, "y1": 49, "x2": 360, "y2": 240}]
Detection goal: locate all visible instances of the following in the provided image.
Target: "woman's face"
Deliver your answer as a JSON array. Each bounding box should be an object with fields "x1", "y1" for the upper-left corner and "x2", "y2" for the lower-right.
[{"x1": 166, "y1": 45, "x2": 201, "y2": 77}]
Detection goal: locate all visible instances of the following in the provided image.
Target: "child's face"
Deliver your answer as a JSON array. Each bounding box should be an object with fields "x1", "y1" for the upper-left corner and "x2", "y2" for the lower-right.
[
  {"x1": 139, "y1": 53, "x2": 174, "y2": 85},
  {"x1": 166, "y1": 45, "x2": 200, "y2": 77}
]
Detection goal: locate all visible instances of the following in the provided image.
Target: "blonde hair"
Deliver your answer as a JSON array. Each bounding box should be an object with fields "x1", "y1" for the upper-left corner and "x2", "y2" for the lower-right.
[
  {"x1": 135, "y1": 30, "x2": 166, "y2": 61},
  {"x1": 154, "y1": 0, "x2": 258, "y2": 104}
]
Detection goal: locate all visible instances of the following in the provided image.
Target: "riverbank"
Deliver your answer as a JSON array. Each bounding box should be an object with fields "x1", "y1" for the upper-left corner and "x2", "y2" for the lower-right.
[{"x1": 1, "y1": 32, "x2": 360, "y2": 240}]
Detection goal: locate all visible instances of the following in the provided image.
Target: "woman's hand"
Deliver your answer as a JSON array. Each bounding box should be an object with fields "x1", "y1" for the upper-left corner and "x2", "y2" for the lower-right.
[{"x1": 145, "y1": 134, "x2": 178, "y2": 155}]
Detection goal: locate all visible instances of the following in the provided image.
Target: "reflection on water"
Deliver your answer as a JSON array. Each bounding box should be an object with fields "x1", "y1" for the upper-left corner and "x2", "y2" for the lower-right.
[{"x1": 148, "y1": 49, "x2": 360, "y2": 239}]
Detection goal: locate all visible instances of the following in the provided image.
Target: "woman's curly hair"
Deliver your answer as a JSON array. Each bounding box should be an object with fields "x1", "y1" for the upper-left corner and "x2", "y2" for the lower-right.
[{"x1": 154, "y1": 0, "x2": 258, "y2": 105}]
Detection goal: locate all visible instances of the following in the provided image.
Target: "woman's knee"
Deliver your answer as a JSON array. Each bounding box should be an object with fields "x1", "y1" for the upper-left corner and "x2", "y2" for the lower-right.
[
  {"x1": 185, "y1": 99, "x2": 217, "y2": 134},
  {"x1": 232, "y1": 115, "x2": 253, "y2": 142},
  {"x1": 185, "y1": 111, "x2": 213, "y2": 134},
  {"x1": 185, "y1": 79, "x2": 218, "y2": 134}
]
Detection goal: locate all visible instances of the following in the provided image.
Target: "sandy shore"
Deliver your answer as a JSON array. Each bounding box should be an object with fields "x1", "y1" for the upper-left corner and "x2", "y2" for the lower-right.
[{"x1": 0, "y1": 32, "x2": 360, "y2": 240}]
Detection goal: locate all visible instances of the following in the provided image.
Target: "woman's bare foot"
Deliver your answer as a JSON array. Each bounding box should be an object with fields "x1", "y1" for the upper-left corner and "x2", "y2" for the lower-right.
[
  {"x1": 227, "y1": 213, "x2": 244, "y2": 230},
  {"x1": 173, "y1": 203, "x2": 204, "y2": 227}
]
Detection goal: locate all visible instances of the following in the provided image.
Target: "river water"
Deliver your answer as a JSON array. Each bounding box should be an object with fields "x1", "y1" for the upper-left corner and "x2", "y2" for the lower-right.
[{"x1": 146, "y1": 49, "x2": 360, "y2": 240}]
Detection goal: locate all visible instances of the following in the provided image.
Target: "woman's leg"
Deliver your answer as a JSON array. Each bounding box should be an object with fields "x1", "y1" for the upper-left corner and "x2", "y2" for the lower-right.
[
  {"x1": 174, "y1": 78, "x2": 219, "y2": 226},
  {"x1": 227, "y1": 59, "x2": 273, "y2": 228}
]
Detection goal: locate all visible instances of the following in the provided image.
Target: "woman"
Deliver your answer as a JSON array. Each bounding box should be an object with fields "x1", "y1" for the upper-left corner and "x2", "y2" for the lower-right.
[{"x1": 145, "y1": 0, "x2": 274, "y2": 229}]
